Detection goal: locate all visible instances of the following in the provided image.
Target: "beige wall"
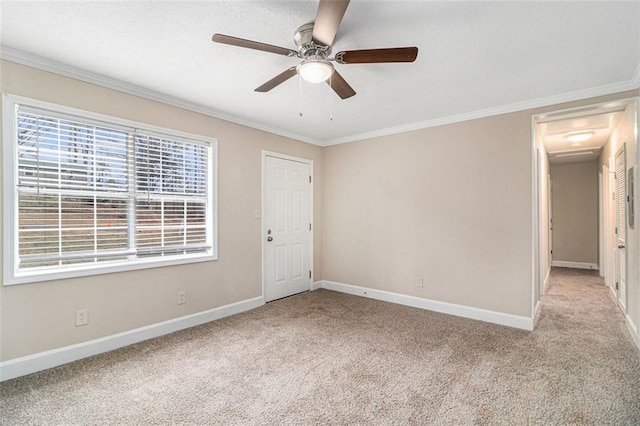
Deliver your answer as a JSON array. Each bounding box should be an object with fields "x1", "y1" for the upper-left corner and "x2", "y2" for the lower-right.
[
  {"x1": 322, "y1": 112, "x2": 533, "y2": 317},
  {"x1": 549, "y1": 160, "x2": 599, "y2": 265},
  {"x1": 322, "y1": 91, "x2": 639, "y2": 320},
  {"x1": 0, "y1": 61, "x2": 324, "y2": 361}
]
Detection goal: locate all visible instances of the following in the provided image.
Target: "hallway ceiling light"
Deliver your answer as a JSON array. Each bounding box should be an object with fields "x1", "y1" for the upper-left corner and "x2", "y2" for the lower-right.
[
  {"x1": 554, "y1": 151, "x2": 594, "y2": 158},
  {"x1": 566, "y1": 131, "x2": 594, "y2": 143}
]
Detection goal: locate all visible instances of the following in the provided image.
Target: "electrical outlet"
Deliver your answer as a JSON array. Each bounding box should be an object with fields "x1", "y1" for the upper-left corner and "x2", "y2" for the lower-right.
[
  {"x1": 178, "y1": 291, "x2": 186, "y2": 305},
  {"x1": 76, "y1": 309, "x2": 88, "y2": 327},
  {"x1": 416, "y1": 276, "x2": 424, "y2": 288}
]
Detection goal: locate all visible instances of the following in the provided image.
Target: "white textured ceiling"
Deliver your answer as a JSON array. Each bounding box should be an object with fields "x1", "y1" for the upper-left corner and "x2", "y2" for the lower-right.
[{"x1": 1, "y1": 1, "x2": 639, "y2": 146}]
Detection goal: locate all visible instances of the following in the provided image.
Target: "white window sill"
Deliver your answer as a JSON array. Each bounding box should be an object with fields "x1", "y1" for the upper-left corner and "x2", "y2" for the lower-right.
[{"x1": 4, "y1": 253, "x2": 217, "y2": 286}]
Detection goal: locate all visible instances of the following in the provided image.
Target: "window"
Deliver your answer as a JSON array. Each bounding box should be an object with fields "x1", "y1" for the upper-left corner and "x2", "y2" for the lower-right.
[{"x1": 3, "y1": 95, "x2": 217, "y2": 285}]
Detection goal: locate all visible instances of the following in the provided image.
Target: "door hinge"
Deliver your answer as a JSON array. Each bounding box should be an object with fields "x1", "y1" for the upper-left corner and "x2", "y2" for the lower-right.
[
  {"x1": 309, "y1": 223, "x2": 312, "y2": 231},
  {"x1": 616, "y1": 281, "x2": 619, "y2": 290},
  {"x1": 309, "y1": 270, "x2": 312, "y2": 279},
  {"x1": 309, "y1": 175, "x2": 312, "y2": 183},
  {"x1": 615, "y1": 227, "x2": 618, "y2": 235}
]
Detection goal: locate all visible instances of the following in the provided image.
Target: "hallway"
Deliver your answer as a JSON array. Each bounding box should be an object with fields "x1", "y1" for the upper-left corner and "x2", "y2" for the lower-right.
[{"x1": 534, "y1": 267, "x2": 640, "y2": 422}]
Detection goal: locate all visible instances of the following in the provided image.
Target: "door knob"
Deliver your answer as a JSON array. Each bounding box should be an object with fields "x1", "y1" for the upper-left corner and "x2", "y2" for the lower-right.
[
  {"x1": 267, "y1": 236, "x2": 273, "y2": 242},
  {"x1": 618, "y1": 244, "x2": 625, "y2": 249}
]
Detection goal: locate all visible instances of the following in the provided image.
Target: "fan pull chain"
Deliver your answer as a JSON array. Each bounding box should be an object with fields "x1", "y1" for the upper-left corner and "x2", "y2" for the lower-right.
[
  {"x1": 298, "y1": 74, "x2": 303, "y2": 117},
  {"x1": 329, "y1": 73, "x2": 333, "y2": 121}
]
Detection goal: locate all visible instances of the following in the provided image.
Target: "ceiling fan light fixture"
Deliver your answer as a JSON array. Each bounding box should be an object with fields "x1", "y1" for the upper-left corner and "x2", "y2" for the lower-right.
[
  {"x1": 298, "y1": 59, "x2": 334, "y2": 83},
  {"x1": 566, "y1": 131, "x2": 594, "y2": 143}
]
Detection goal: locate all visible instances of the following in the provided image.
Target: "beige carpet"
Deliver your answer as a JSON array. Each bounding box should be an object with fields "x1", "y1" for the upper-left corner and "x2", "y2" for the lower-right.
[{"x1": 1, "y1": 268, "x2": 639, "y2": 425}]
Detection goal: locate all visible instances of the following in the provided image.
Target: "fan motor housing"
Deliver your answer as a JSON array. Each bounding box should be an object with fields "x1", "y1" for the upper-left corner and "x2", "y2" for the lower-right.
[{"x1": 294, "y1": 22, "x2": 331, "y2": 58}]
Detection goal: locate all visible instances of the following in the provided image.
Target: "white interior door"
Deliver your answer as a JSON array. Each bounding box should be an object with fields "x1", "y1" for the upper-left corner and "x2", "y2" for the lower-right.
[
  {"x1": 264, "y1": 155, "x2": 311, "y2": 302},
  {"x1": 609, "y1": 159, "x2": 617, "y2": 290},
  {"x1": 615, "y1": 146, "x2": 627, "y2": 311}
]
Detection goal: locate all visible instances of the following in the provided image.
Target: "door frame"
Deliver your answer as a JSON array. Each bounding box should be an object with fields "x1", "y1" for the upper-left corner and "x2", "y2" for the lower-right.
[
  {"x1": 547, "y1": 173, "x2": 553, "y2": 281},
  {"x1": 615, "y1": 144, "x2": 628, "y2": 312},
  {"x1": 261, "y1": 150, "x2": 314, "y2": 302},
  {"x1": 607, "y1": 157, "x2": 618, "y2": 296},
  {"x1": 602, "y1": 164, "x2": 611, "y2": 288}
]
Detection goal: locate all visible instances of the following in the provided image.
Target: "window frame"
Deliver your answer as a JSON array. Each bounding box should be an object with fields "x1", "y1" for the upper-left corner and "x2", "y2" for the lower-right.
[{"x1": 2, "y1": 94, "x2": 218, "y2": 286}]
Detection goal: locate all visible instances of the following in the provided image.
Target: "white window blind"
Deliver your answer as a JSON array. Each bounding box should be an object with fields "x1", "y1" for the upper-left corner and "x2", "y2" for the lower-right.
[
  {"x1": 134, "y1": 133, "x2": 209, "y2": 256},
  {"x1": 5, "y1": 98, "x2": 216, "y2": 284}
]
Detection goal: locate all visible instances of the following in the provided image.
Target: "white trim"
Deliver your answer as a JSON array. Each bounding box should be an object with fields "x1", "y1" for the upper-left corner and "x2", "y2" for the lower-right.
[
  {"x1": 324, "y1": 80, "x2": 640, "y2": 146},
  {"x1": 2, "y1": 47, "x2": 638, "y2": 147},
  {"x1": 534, "y1": 301, "x2": 542, "y2": 327},
  {"x1": 625, "y1": 315, "x2": 640, "y2": 351},
  {"x1": 543, "y1": 267, "x2": 551, "y2": 293},
  {"x1": 311, "y1": 281, "x2": 323, "y2": 291},
  {"x1": 599, "y1": 169, "x2": 604, "y2": 277},
  {"x1": 262, "y1": 150, "x2": 313, "y2": 164},
  {"x1": 0, "y1": 296, "x2": 264, "y2": 382},
  {"x1": 2, "y1": 94, "x2": 19, "y2": 287},
  {"x1": 609, "y1": 285, "x2": 617, "y2": 301},
  {"x1": 531, "y1": 121, "x2": 538, "y2": 324},
  {"x1": 318, "y1": 280, "x2": 534, "y2": 331},
  {"x1": 632, "y1": 62, "x2": 640, "y2": 89},
  {"x1": 261, "y1": 151, "x2": 314, "y2": 303},
  {"x1": 551, "y1": 261, "x2": 599, "y2": 270}
]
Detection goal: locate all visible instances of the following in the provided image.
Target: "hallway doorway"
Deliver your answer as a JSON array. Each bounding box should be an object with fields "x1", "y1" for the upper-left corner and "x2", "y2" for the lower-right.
[{"x1": 531, "y1": 98, "x2": 639, "y2": 325}]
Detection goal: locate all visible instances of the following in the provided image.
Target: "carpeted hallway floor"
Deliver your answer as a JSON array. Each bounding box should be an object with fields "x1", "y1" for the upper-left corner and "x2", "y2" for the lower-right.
[{"x1": 1, "y1": 267, "x2": 639, "y2": 424}]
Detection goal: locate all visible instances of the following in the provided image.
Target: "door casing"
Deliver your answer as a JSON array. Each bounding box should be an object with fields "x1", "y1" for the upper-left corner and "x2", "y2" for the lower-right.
[{"x1": 261, "y1": 151, "x2": 314, "y2": 302}]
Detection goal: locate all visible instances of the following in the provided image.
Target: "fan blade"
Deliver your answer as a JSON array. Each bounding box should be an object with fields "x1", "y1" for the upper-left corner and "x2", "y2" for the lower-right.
[
  {"x1": 335, "y1": 47, "x2": 418, "y2": 64},
  {"x1": 326, "y1": 70, "x2": 356, "y2": 99},
  {"x1": 212, "y1": 34, "x2": 298, "y2": 57},
  {"x1": 255, "y1": 67, "x2": 298, "y2": 92},
  {"x1": 312, "y1": 0, "x2": 350, "y2": 47}
]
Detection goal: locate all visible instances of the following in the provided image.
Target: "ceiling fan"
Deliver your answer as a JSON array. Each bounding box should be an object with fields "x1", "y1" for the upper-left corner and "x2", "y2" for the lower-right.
[{"x1": 212, "y1": 0, "x2": 418, "y2": 99}]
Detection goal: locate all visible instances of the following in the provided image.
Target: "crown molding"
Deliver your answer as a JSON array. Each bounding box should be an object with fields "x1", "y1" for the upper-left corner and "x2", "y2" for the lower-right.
[
  {"x1": 0, "y1": 46, "x2": 321, "y2": 146},
  {"x1": 320, "y1": 75, "x2": 640, "y2": 146},
  {"x1": 2, "y1": 46, "x2": 639, "y2": 148},
  {"x1": 632, "y1": 62, "x2": 640, "y2": 89}
]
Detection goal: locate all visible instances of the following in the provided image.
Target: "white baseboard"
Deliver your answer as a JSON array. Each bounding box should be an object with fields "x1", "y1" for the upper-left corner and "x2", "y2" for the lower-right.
[
  {"x1": 0, "y1": 296, "x2": 264, "y2": 382},
  {"x1": 625, "y1": 315, "x2": 640, "y2": 351},
  {"x1": 318, "y1": 280, "x2": 534, "y2": 331},
  {"x1": 311, "y1": 281, "x2": 323, "y2": 291},
  {"x1": 551, "y1": 260, "x2": 599, "y2": 270}
]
